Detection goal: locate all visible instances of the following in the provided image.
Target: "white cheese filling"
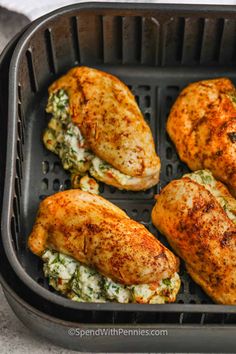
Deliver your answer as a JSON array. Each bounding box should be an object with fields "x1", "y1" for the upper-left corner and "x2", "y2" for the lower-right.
[
  {"x1": 42, "y1": 249, "x2": 180, "y2": 304},
  {"x1": 184, "y1": 170, "x2": 236, "y2": 222},
  {"x1": 44, "y1": 89, "x2": 131, "y2": 190},
  {"x1": 90, "y1": 157, "x2": 131, "y2": 185}
]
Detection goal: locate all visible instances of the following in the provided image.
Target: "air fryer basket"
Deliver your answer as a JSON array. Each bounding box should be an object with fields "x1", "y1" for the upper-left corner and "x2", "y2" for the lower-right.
[{"x1": 2, "y1": 2, "x2": 236, "y2": 317}]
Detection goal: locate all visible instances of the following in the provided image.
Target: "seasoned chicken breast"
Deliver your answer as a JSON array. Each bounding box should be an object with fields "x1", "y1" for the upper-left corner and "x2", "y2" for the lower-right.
[
  {"x1": 167, "y1": 78, "x2": 236, "y2": 195},
  {"x1": 152, "y1": 170, "x2": 236, "y2": 305},
  {"x1": 28, "y1": 190, "x2": 180, "y2": 304},
  {"x1": 43, "y1": 66, "x2": 160, "y2": 191},
  {"x1": 29, "y1": 189, "x2": 178, "y2": 284}
]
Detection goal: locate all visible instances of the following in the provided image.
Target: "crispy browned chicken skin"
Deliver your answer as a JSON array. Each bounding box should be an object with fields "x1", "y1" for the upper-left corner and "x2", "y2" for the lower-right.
[
  {"x1": 167, "y1": 78, "x2": 236, "y2": 195},
  {"x1": 28, "y1": 190, "x2": 179, "y2": 285},
  {"x1": 48, "y1": 66, "x2": 160, "y2": 190},
  {"x1": 152, "y1": 176, "x2": 236, "y2": 305}
]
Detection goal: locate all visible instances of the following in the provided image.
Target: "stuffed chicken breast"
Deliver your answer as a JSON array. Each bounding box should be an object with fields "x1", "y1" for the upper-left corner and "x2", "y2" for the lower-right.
[
  {"x1": 43, "y1": 66, "x2": 160, "y2": 191},
  {"x1": 167, "y1": 78, "x2": 236, "y2": 195},
  {"x1": 28, "y1": 190, "x2": 180, "y2": 304},
  {"x1": 152, "y1": 170, "x2": 236, "y2": 305}
]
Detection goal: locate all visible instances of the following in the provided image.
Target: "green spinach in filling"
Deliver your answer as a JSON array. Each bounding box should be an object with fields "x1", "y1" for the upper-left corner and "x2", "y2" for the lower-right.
[
  {"x1": 44, "y1": 89, "x2": 131, "y2": 190},
  {"x1": 42, "y1": 249, "x2": 180, "y2": 304}
]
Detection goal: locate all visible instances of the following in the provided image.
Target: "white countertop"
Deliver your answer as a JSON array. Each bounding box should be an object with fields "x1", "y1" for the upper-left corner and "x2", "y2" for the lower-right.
[{"x1": 0, "y1": 286, "x2": 78, "y2": 353}]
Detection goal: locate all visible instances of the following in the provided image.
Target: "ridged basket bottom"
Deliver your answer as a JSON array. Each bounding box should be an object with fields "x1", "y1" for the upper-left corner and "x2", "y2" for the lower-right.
[{"x1": 18, "y1": 64, "x2": 236, "y2": 305}]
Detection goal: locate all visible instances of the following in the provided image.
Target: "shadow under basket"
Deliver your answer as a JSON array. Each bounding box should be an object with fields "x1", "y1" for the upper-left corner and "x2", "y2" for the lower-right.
[{"x1": 1, "y1": 2, "x2": 236, "y2": 352}]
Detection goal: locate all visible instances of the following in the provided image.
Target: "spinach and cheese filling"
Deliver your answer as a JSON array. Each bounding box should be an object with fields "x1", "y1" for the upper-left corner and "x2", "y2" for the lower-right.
[
  {"x1": 44, "y1": 89, "x2": 131, "y2": 192},
  {"x1": 184, "y1": 170, "x2": 236, "y2": 223},
  {"x1": 42, "y1": 249, "x2": 180, "y2": 304}
]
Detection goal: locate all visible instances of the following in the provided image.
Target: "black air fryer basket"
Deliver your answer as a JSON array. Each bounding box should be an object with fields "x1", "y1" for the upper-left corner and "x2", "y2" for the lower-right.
[{"x1": 1, "y1": 3, "x2": 236, "y2": 352}]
